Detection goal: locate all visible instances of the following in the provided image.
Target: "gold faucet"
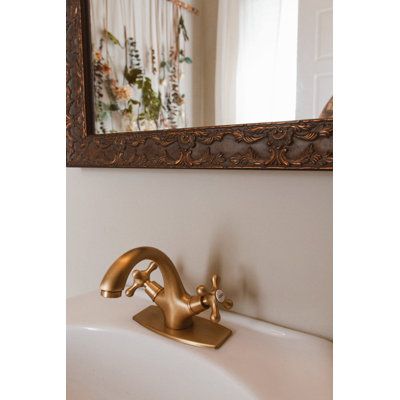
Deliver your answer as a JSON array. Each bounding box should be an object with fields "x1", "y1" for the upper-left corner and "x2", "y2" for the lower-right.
[{"x1": 100, "y1": 246, "x2": 233, "y2": 348}]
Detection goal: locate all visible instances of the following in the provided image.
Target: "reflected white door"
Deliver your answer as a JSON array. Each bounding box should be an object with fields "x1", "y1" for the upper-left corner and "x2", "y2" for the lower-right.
[{"x1": 296, "y1": 0, "x2": 333, "y2": 119}]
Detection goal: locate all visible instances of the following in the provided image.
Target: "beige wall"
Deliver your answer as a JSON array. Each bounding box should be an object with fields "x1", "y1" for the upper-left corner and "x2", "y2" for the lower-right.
[{"x1": 67, "y1": 168, "x2": 332, "y2": 339}]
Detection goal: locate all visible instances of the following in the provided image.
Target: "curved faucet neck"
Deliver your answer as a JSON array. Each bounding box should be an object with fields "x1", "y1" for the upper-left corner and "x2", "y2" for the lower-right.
[{"x1": 100, "y1": 246, "x2": 187, "y2": 298}]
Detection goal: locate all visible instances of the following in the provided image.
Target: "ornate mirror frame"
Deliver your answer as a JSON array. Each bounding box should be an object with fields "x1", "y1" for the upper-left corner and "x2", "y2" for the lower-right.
[{"x1": 66, "y1": 0, "x2": 333, "y2": 170}]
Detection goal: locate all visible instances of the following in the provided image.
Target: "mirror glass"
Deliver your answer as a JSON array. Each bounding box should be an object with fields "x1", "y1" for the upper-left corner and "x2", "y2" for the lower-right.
[{"x1": 89, "y1": 0, "x2": 332, "y2": 134}]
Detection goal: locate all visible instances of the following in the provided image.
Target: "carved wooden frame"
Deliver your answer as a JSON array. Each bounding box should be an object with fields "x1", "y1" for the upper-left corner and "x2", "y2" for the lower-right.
[{"x1": 67, "y1": 0, "x2": 333, "y2": 170}]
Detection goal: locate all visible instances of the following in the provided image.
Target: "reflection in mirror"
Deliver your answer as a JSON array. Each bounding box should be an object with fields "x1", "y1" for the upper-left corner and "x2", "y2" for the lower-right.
[{"x1": 90, "y1": 0, "x2": 332, "y2": 134}]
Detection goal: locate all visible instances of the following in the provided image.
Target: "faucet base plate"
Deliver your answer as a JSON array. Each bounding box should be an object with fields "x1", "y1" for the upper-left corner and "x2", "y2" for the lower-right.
[{"x1": 133, "y1": 306, "x2": 232, "y2": 349}]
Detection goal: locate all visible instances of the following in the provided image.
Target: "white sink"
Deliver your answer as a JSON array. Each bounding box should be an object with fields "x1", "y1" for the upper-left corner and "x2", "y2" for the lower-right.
[{"x1": 67, "y1": 292, "x2": 332, "y2": 400}]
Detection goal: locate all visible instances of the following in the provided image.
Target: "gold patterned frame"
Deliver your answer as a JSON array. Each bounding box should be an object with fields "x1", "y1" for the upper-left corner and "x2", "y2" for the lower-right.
[{"x1": 66, "y1": 0, "x2": 333, "y2": 170}]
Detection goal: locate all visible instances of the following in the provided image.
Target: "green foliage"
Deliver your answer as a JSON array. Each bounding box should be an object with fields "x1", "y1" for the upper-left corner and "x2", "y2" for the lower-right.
[
  {"x1": 93, "y1": 41, "x2": 107, "y2": 133},
  {"x1": 104, "y1": 30, "x2": 123, "y2": 47},
  {"x1": 151, "y1": 48, "x2": 157, "y2": 74},
  {"x1": 178, "y1": 49, "x2": 192, "y2": 64},
  {"x1": 178, "y1": 16, "x2": 189, "y2": 41},
  {"x1": 127, "y1": 38, "x2": 142, "y2": 71},
  {"x1": 137, "y1": 77, "x2": 162, "y2": 124},
  {"x1": 124, "y1": 67, "x2": 142, "y2": 85},
  {"x1": 124, "y1": 98, "x2": 141, "y2": 115},
  {"x1": 108, "y1": 103, "x2": 120, "y2": 111}
]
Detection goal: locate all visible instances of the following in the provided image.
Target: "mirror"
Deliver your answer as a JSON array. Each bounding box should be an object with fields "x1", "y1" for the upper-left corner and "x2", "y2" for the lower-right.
[
  {"x1": 88, "y1": 0, "x2": 332, "y2": 134},
  {"x1": 66, "y1": 0, "x2": 333, "y2": 169}
]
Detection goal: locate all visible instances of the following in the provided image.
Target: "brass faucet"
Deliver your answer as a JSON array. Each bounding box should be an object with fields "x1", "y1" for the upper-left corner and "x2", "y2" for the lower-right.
[{"x1": 100, "y1": 246, "x2": 233, "y2": 348}]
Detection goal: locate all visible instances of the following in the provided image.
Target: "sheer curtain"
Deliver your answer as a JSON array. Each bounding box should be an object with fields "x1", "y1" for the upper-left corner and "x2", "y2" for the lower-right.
[
  {"x1": 90, "y1": 0, "x2": 176, "y2": 92},
  {"x1": 90, "y1": 0, "x2": 174, "y2": 132},
  {"x1": 90, "y1": 0, "x2": 193, "y2": 132},
  {"x1": 215, "y1": 0, "x2": 298, "y2": 125}
]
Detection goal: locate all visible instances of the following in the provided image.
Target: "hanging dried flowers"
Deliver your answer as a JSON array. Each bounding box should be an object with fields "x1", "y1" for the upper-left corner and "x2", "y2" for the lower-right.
[{"x1": 92, "y1": 6, "x2": 192, "y2": 134}]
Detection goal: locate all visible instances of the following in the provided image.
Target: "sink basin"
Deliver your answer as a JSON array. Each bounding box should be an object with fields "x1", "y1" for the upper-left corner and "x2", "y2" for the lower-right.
[{"x1": 67, "y1": 292, "x2": 332, "y2": 400}]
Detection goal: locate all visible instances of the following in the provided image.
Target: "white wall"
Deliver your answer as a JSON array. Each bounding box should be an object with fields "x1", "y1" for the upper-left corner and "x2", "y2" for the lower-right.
[{"x1": 67, "y1": 168, "x2": 332, "y2": 339}]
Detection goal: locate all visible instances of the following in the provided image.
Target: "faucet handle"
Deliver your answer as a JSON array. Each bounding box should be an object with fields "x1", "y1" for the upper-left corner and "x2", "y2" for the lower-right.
[
  {"x1": 125, "y1": 262, "x2": 158, "y2": 297},
  {"x1": 196, "y1": 274, "x2": 233, "y2": 323}
]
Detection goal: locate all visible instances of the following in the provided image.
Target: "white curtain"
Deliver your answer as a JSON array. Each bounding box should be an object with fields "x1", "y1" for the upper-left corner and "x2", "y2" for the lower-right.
[
  {"x1": 214, "y1": 0, "x2": 240, "y2": 125},
  {"x1": 215, "y1": 0, "x2": 299, "y2": 125}
]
